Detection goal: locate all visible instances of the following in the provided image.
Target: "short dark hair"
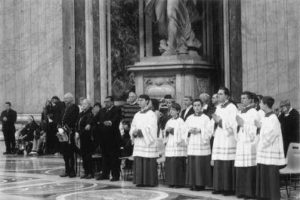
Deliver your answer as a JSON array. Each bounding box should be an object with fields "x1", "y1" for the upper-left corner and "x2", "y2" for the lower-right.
[
  {"x1": 151, "y1": 98, "x2": 159, "y2": 111},
  {"x1": 184, "y1": 96, "x2": 193, "y2": 101},
  {"x1": 164, "y1": 94, "x2": 172, "y2": 99},
  {"x1": 51, "y1": 96, "x2": 60, "y2": 101},
  {"x1": 219, "y1": 86, "x2": 230, "y2": 97},
  {"x1": 139, "y1": 94, "x2": 150, "y2": 101},
  {"x1": 241, "y1": 91, "x2": 255, "y2": 100},
  {"x1": 93, "y1": 102, "x2": 101, "y2": 108},
  {"x1": 105, "y1": 96, "x2": 114, "y2": 102},
  {"x1": 171, "y1": 102, "x2": 181, "y2": 112},
  {"x1": 5, "y1": 102, "x2": 11, "y2": 106},
  {"x1": 193, "y1": 99, "x2": 203, "y2": 106},
  {"x1": 262, "y1": 96, "x2": 275, "y2": 109},
  {"x1": 257, "y1": 95, "x2": 263, "y2": 101},
  {"x1": 253, "y1": 94, "x2": 259, "y2": 104}
]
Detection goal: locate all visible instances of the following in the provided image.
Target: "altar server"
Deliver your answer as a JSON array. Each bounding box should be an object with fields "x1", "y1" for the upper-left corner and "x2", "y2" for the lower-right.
[
  {"x1": 130, "y1": 94, "x2": 158, "y2": 187},
  {"x1": 211, "y1": 87, "x2": 237, "y2": 195},
  {"x1": 235, "y1": 91, "x2": 259, "y2": 198},
  {"x1": 185, "y1": 99, "x2": 213, "y2": 191},
  {"x1": 256, "y1": 96, "x2": 285, "y2": 200},
  {"x1": 164, "y1": 103, "x2": 187, "y2": 187}
]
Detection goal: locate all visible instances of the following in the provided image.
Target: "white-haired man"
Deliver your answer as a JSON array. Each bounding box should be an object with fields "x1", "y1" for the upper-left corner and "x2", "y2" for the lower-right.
[{"x1": 60, "y1": 93, "x2": 79, "y2": 178}]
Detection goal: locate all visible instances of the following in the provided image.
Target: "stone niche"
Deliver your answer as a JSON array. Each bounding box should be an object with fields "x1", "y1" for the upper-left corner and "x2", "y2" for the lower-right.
[{"x1": 128, "y1": 55, "x2": 214, "y2": 104}]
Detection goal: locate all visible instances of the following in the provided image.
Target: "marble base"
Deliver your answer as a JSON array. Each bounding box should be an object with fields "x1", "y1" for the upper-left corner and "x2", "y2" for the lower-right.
[{"x1": 128, "y1": 56, "x2": 215, "y2": 104}]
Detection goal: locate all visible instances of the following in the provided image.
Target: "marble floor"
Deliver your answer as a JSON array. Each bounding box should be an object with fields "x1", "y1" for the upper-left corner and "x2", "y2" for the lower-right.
[{"x1": 0, "y1": 141, "x2": 298, "y2": 200}]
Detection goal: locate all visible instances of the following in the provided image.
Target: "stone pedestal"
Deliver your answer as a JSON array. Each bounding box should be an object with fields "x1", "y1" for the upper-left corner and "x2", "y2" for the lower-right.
[{"x1": 128, "y1": 55, "x2": 215, "y2": 104}]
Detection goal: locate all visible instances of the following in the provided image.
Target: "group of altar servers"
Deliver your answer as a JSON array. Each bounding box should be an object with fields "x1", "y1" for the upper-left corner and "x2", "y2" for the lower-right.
[{"x1": 130, "y1": 87, "x2": 285, "y2": 200}]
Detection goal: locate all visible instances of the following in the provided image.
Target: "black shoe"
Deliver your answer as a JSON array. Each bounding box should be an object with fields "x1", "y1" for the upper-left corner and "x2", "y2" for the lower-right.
[
  {"x1": 173, "y1": 185, "x2": 184, "y2": 188},
  {"x1": 96, "y1": 174, "x2": 109, "y2": 180},
  {"x1": 244, "y1": 195, "x2": 256, "y2": 199},
  {"x1": 212, "y1": 190, "x2": 222, "y2": 194},
  {"x1": 194, "y1": 186, "x2": 205, "y2": 191},
  {"x1": 136, "y1": 184, "x2": 144, "y2": 187},
  {"x1": 237, "y1": 194, "x2": 245, "y2": 198},
  {"x1": 80, "y1": 174, "x2": 88, "y2": 179},
  {"x1": 3, "y1": 152, "x2": 9, "y2": 155},
  {"x1": 110, "y1": 177, "x2": 119, "y2": 182},
  {"x1": 86, "y1": 174, "x2": 93, "y2": 179},
  {"x1": 223, "y1": 191, "x2": 235, "y2": 196},
  {"x1": 60, "y1": 173, "x2": 69, "y2": 177},
  {"x1": 69, "y1": 172, "x2": 76, "y2": 178}
]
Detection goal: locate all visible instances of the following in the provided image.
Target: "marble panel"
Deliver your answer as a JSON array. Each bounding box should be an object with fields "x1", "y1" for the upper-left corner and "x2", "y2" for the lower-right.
[
  {"x1": 0, "y1": 0, "x2": 64, "y2": 114},
  {"x1": 74, "y1": 0, "x2": 87, "y2": 102},
  {"x1": 241, "y1": 0, "x2": 300, "y2": 109}
]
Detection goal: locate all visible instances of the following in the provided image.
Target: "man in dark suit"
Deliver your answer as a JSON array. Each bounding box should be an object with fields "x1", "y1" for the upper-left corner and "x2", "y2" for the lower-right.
[
  {"x1": 200, "y1": 93, "x2": 216, "y2": 119},
  {"x1": 96, "y1": 96, "x2": 121, "y2": 181},
  {"x1": 278, "y1": 100, "x2": 300, "y2": 156},
  {"x1": 180, "y1": 96, "x2": 194, "y2": 121},
  {"x1": 0, "y1": 102, "x2": 17, "y2": 154},
  {"x1": 59, "y1": 93, "x2": 79, "y2": 178}
]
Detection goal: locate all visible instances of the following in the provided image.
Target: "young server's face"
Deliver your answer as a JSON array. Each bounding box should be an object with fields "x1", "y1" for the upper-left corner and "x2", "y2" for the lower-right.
[
  {"x1": 241, "y1": 94, "x2": 252, "y2": 107},
  {"x1": 259, "y1": 101, "x2": 267, "y2": 113},
  {"x1": 212, "y1": 94, "x2": 218, "y2": 105},
  {"x1": 217, "y1": 89, "x2": 227, "y2": 103},
  {"x1": 170, "y1": 107, "x2": 179, "y2": 118},
  {"x1": 193, "y1": 101, "x2": 202, "y2": 114},
  {"x1": 138, "y1": 98, "x2": 148, "y2": 109}
]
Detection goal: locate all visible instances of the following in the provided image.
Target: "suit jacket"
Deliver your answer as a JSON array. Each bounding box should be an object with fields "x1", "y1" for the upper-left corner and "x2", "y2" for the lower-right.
[
  {"x1": 76, "y1": 108, "x2": 93, "y2": 154},
  {"x1": 98, "y1": 106, "x2": 121, "y2": 151},
  {"x1": 279, "y1": 108, "x2": 300, "y2": 155},
  {"x1": 181, "y1": 107, "x2": 194, "y2": 121},
  {"x1": 62, "y1": 104, "x2": 79, "y2": 130},
  {"x1": 203, "y1": 103, "x2": 216, "y2": 119},
  {"x1": 0, "y1": 109, "x2": 17, "y2": 132}
]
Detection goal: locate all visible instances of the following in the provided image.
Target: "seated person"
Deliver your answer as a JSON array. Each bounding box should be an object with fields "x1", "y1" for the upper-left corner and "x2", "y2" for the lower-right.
[
  {"x1": 16, "y1": 116, "x2": 39, "y2": 155},
  {"x1": 29, "y1": 122, "x2": 46, "y2": 156}
]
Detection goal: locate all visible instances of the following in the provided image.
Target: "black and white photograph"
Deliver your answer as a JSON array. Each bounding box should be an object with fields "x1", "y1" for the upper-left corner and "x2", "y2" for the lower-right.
[{"x1": 0, "y1": 0, "x2": 299, "y2": 199}]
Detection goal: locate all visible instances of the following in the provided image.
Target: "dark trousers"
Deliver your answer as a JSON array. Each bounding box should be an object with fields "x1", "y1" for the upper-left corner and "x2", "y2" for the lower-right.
[
  {"x1": 61, "y1": 142, "x2": 75, "y2": 174},
  {"x1": 82, "y1": 153, "x2": 93, "y2": 175},
  {"x1": 3, "y1": 130, "x2": 15, "y2": 153},
  {"x1": 46, "y1": 123, "x2": 59, "y2": 154},
  {"x1": 102, "y1": 150, "x2": 120, "y2": 179}
]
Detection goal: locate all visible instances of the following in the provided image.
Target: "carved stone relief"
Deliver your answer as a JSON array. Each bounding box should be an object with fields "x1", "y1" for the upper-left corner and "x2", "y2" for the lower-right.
[{"x1": 144, "y1": 76, "x2": 176, "y2": 99}]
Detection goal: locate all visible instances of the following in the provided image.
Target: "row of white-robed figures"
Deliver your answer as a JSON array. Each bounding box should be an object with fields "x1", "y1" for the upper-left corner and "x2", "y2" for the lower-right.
[{"x1": 129, "y1": 89, "x2": 285, "y2": 200}]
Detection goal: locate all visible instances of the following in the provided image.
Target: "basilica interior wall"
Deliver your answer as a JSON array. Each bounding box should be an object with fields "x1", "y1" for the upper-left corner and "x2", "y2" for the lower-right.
[
  {"x1": 241, "y1": 0, "x2": 300, "y2": 110},
  {"x1": 0, "y1": 0, "x2": 65, "y2": 114}
]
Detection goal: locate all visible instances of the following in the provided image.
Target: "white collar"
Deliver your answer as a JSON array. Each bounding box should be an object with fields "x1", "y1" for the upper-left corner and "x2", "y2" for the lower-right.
[
  {"x1": 186, "y1": 105, "x2": 192, "y2": 110},
  {"x1": 285, "y1": 107, "x2": 293, "y2": 116}
]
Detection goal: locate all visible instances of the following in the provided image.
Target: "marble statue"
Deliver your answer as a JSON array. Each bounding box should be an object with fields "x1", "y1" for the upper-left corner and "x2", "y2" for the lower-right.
[{"x1": 145, "y1": 0, "x2": 201, "y2": 56}]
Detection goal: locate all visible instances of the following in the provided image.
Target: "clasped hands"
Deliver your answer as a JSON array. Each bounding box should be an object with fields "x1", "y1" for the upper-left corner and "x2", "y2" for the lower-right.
[
  {"x1": 132, "y1": 129, "x2": 143, "y2": 138},
  {"x1": 188, "y1": 127, "x2": 201, "y2": 137},
  {"x1": 165, "y1": 127, "x2": 174, "y2": 137},
  {"x1": 103, "y1": 121, "x2": 112, "y2": 126}
]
